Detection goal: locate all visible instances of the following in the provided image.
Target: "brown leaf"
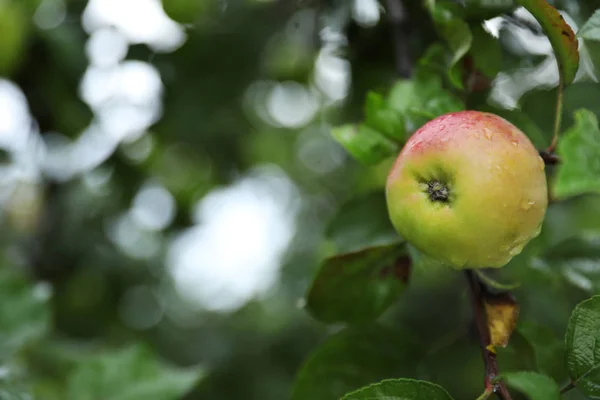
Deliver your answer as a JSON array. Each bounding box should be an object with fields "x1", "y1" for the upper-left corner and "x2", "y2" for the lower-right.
[{"x1": 483, "y1": 292, "x2": 520, "y2": 351}]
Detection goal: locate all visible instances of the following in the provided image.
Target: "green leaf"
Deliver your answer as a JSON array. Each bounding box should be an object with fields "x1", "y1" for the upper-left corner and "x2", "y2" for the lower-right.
[
  {"x1": 305, "y1": 243, "x2": 410, "y2": 324},
  {"x1": 364, "y1": 92, "x2": 406, "y2": 142},
  {"x1": 518, "y1": 321, "x2": 567, "y2": 381},
  {"x1": 342, "y1": 379, "x2": 454, "y2": 400},
  {"x1": 0, "y1": 2, "x2": 29, "y2": 76},
  {"x1": 0, "y1": 268, "x2": 51, "y2": 359},
  {"x1": 578, "y1": 10, "x2": 600, "y2": 41},
  {"x1": 516, "y1": 0, "x2": 579, "y2": 85},
  {"x1": 566, "y1": 295, "x2": 600, "y2": 397},
  {"x1": 554, "y1": 109, "x2": 600, "y2": 198},
  {"x1": 501, "y1": 371, "x2": 561, "y2": 400},
  {"x1": 387, "y1": 76, "x2": 464, "y2": 134},
  {"x1": 539, "y1": 234, "x2": 600, "y2": 293},
  {"x1": 331, "y1": 124, "x2": 399, "y2": 166},
  {"x1": 470, "y1": 23, "x2": 502, "y2": 78},
  {"x1": 291, "y1": 327, "x2": 422, "y2": 400},
  {"x1": 496, "y1": 331, "x2": 537, "y2": 373},
  {"x1": 427, "y1": 4, "x2": 473, "y2": 88},
  {"x1": 66, "y1": 344, "x2": 204, "y2": 400},
  {"x1": 326, "y1": 191, "x2": 401, "y2": 254}
]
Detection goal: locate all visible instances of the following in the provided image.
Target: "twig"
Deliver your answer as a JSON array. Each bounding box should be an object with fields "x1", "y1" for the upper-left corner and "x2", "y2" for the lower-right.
[
  {"x1": 464, "y1": 270, "x2": 513, "y2": 400},
  {"x1": 384, "y1": 0, "x2": 411, "y2": 78},
  {"x1": 560, "y1": 381, "x2": 576, "y2": 395},
  {"x1": 547, "y1": 80, "x2": 564, "y2": 153}
]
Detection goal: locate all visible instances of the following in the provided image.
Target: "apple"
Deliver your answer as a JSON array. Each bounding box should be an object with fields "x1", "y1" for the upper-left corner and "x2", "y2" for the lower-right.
[{"x1": 385, "y1": 110, "x2": 548, "y2": 269}]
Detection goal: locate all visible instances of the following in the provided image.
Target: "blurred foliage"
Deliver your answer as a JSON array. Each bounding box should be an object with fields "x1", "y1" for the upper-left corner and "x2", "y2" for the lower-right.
[{"x1": 0, "y1": 0, "x2": 599, "y2": 399}]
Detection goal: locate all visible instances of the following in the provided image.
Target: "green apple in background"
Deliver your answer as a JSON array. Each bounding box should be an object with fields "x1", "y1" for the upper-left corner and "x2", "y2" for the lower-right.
[{"x1": 386, "y1": 110, "x2": 548, "y2": 269}]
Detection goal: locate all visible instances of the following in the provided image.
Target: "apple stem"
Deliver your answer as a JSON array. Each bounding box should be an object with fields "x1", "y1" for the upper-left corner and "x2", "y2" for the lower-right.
[
  {"x1": 547, "y1": 80, "x2": 564, "y2": 153},
  {"x1": 464, "y1": 270, "x2": 514, "y2": 400},
  {"x1": 539, "y1": 151, "x2": 560, "y2": 165}
]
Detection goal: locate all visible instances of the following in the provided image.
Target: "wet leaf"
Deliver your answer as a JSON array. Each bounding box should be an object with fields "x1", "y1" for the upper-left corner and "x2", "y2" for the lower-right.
[
  {"x1": 565, "y1": 295, "x2": 600, "y2": 397},
  {"x1": 342, "y1": 379, "x2": 454, "y2": 400},
  {"x1": 554, "y1": 109, "x2": 600, "y2": 198},
  {"x1": 517, "y1": 0, "x2": 579, "y2": 85},
  {"x1": 305, "y1": 243, "x2": 410, "y2": 324}
]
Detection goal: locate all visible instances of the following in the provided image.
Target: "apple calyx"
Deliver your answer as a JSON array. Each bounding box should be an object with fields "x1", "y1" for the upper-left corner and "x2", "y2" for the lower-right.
[{"x1": 426, "y1": 180, "x2": 450, "y2": 203}]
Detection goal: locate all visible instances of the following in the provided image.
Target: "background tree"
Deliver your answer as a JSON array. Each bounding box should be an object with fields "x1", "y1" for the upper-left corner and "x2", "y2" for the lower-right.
[{"x1": 1, "y1": 0, "x2": 600, "y2": 399}]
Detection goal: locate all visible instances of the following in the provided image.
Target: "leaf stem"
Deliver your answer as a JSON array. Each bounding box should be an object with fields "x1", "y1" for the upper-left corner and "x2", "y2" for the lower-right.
[
  {"x1": 475, "y1": 389, "x2": 493, "y2": 400},
  {"x1": 464, "y1": 270, "x2": 513, "y2": 400},
  {"x1": 547, "y1": 80, "x2": 564, "y2": 153},
  {"x1": 560, "y1": 381, "x2": 575, "y2": 395}
]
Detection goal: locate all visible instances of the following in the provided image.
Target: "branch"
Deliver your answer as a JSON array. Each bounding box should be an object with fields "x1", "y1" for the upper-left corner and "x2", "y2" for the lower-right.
[
  {"x1": 560, "y1": 381, "x2": 575, "y2": 395},
  {"x1": 384, "y1": 0, "x2": 412, "y2": 78},
  {"x1": 464, "y1": 270, "x2": 513, "y2": 400}
]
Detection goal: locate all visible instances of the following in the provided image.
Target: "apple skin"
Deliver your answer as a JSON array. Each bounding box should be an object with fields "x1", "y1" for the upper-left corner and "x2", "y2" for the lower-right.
[{"x1": 386, "y1": 110, "x2": 548, "y2": 269}]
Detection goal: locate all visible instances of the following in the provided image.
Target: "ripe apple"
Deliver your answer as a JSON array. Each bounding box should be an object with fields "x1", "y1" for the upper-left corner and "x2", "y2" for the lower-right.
[{"x1": 385, "y1": 110, "x2": 548, "y2": 269}]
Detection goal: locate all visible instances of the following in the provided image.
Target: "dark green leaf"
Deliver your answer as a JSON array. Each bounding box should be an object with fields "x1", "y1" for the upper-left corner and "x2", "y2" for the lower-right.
[
  {"x1": 306, "y1": 243, "x2": 410, "y2": 324},
  {"x1": 462, "y1": 0, "x2": 516, "y2": 20},
  {"x1": 496, "y1": 332, "x2": 537, "y2": 373},
  {"x1": 331, "y1": 124, "x2": 399, "y2": 166},
  {"x1": 326, "y1": 191, "x2": 401, "y2": 254},
  {"x1": 0, "y1": 269, "x2": 51, "y2": 359},
  {"x1": 471, "y1": 23, "x2": 502, "y2": 78},
  {"x1": 516, "y1": 0, "x2": 579, "y2": 85},
  {"x1": 566, "y1": 295, "x2": 600, "y2": 397},
  {"x1": 554, "y1": 109, "x2": 600, "y2": 198},
  {"x1": 578, "y1": 10, "x2": 600, "y2": 41},
  {"x1": 538, "y1": 234, "x2": 600, "y2": 294},
  {"x1": 342, "y1": 379, "x2": 454, "y2": 400},
  {"x1": 502, "y1": 371, "x2": 561, "y2": 400},
  {"x1": 518, "y1": 321, "x2": 567, "y2": 381},
  {"x1": 66, "y1": 344, "x2": 203, "y2": 400},
  {"x1": 291, "y1": 327, "x2": 422, "y2": 400}
]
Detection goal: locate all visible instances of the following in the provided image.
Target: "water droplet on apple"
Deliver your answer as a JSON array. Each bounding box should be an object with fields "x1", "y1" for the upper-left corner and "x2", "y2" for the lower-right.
[
  {"x1": 511, "y1": 140, "x2": 519, "y2": 147},
  {"x1": 508, "y1": 245, "x2": 523, "y2": 256},
  {"x1": 520, "y1": 200, "x2": 535, "y2": 210},
  {"x1": 439, "y1": 124, "x2": 446, "y2": 131},
  {"x1": 483, "y1": 128, "x2": 494, "y2": 141}
]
